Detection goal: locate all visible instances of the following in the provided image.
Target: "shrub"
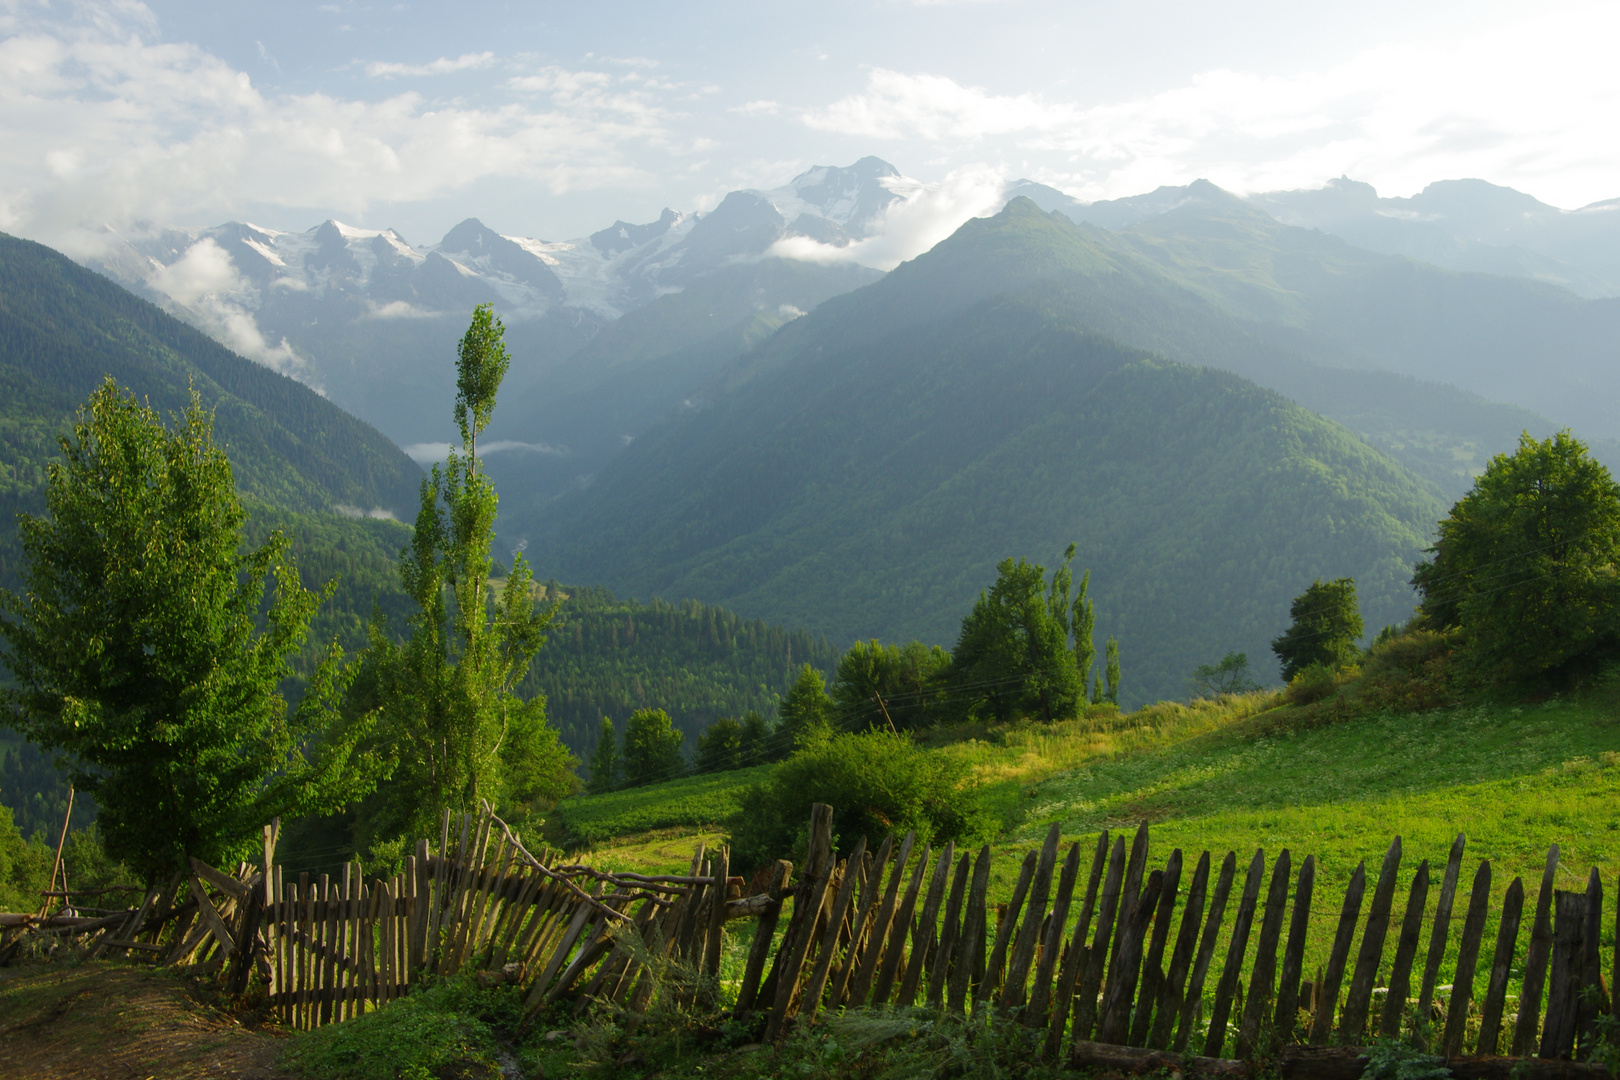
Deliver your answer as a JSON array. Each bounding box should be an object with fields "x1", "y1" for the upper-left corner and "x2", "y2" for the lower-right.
[
  {"x1": 728, "y1": 731, "x2": 987, "y2": 869},
  {"x1": 1356, "y1": 628, "x2": 1460, "y2": 711},
  {"x1": 278, "y1": 974, "x2": 520, "y2": 1080},
  {"x1": 1284, "y1": 662, "x2": 1346, "y2": 706}
]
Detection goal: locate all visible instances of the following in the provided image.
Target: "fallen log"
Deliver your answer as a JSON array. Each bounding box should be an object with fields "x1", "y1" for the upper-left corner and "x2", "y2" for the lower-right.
[{"x1": 1068, "y1": 1040, "x2": 1616, "y2": 1079}]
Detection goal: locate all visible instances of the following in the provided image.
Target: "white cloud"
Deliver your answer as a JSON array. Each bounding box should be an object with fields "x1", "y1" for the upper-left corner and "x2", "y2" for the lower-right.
[
  {"x1": 0, "y1": 3, "x2": 677, "y2": 238},
  {"x1": 402, "y1": 439, "x2": 568, "y2": 465},
  {"x1": 146, "y1": 238, "x2": 314, "y2": 383},
  {"x1": 770, "y1": 165, "x2": 1009, "y2": 271},
  {"x1": 365, "y1": 52, "x2": 495, "y2": 79},
  {"x1": 802, "y1": 6, "x2": 1620, "y2": 208},
  {"x1": 730, "y1": 99, "x2": 780, "y2": 117},
  {"x1": 805, "y1": 69, "x2": 1075, "y2": 142}
]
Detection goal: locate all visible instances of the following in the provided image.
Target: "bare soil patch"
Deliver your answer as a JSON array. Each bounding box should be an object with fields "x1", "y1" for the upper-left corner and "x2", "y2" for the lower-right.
[{"x1": 0, "y1": 961, "x2": 300, "y2": 1080}]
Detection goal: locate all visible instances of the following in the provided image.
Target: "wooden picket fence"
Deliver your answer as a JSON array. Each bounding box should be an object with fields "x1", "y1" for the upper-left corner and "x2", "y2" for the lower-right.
[
  {"x1": 744, "y1": 807, "x2": 1616, "y2": 1075},
  {"x1": 6, "y1": 800, "x2": 1616, "y2": 1076}
]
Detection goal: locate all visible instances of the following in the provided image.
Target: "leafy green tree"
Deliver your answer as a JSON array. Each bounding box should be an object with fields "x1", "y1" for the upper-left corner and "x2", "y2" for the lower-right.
[
  {"x1": 777, "y1": 662, "x2": 835, "y2": 750},
  {"x1": 364, "y1": 306, "x2": 572, "y2": 838},
  {"x1": 1271, "y1": 577, "x2": 1364, "y2": 682},
  {"x1": 737, "y1": 711, "x2": 771, "y2": 766},
  {"x1": 695, "y1": 716, "x2": 743, "y2": 774},
  {"x1": 0, "y1": 381, "x2": 377, "y2": 880},
  {"x1": 830, "y1": 640, "x2": 952, "y2": 731},
  {"x1": 586, "y1": 718, "x2": 619, "y2": 794},
  {"x1": 951, "y1": 554, "x2": 1085, "y2": 723},
  {"x1": 1413, "y1": 430, "x2": 1620, "y2": 680},
  {"x1": 621, "y1": 707, "x2": 684, "y2": 787},
  {"x1": 1187, "y1": 651, "x2": 1262, "y2": 698},
  {"x1": 1104, "y1": 637, "x2": 1122, "y2": 705}
]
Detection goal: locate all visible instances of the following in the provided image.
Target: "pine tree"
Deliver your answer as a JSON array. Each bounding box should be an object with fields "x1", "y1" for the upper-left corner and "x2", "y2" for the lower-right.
[
  {"x1": 1104, "y1": 637, "x2": 1122, "y2": 705},
  {"x1": 778, "y1": 662, "x2": 835, "y2": 750},
  {"x1": 586, "y1": 717, "x2": 619, "y2": 793}
]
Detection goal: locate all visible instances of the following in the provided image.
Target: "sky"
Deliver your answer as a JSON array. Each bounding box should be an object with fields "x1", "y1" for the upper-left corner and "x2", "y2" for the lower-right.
[{"x1": 2, "y1": 0, "x2": 1617, "y2": 249}]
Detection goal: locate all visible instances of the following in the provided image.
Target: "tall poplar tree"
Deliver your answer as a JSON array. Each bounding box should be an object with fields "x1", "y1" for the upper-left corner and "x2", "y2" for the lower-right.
[{"x1": 365, "y1": 305, "x2": 572, "y2": 837}]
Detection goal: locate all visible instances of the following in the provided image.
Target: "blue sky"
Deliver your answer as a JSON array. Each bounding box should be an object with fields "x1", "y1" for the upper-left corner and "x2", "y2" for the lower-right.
[{"x1": 2, "y1": 0, "x2": 1615, "y2": 247}]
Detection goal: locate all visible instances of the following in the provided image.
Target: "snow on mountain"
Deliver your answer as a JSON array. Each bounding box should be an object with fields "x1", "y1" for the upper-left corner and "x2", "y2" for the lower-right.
[{"x1": 68, "y1": 159, "x2": 912, "y2": 443}]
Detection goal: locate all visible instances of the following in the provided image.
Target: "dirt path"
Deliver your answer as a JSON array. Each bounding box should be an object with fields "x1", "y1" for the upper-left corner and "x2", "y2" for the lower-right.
[{"x1": 0, "y1": 961, "x2": 300, "y2": 1080}]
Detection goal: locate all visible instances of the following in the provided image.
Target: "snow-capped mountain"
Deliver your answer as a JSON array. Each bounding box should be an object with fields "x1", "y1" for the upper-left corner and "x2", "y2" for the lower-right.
[{"x1": 77, "y1": 157, "x2": 908, "y2": 443}]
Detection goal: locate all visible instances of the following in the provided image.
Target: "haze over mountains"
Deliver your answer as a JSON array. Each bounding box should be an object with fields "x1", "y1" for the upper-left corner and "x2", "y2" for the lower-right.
[{"x1": 27, "y1": 157, "x2": 1620, "y2": 702}]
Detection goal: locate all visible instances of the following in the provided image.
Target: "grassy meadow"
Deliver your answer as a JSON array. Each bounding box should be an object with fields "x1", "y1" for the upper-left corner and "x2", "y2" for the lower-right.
[{"x1": 543, "y1": 673, "x2": 1620, "y2": 1044}]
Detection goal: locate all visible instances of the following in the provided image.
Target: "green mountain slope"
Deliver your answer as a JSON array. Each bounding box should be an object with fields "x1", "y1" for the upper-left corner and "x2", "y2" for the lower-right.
[
  {"x1": 484, "y1": 259, "x2": 881, "y2": 524},
  {"x1": 0, "y1": 232, "x2": 422, "y2": 515},
  {"x1": 534, "y1": 268, "x2": 1447, "y2": 705}
]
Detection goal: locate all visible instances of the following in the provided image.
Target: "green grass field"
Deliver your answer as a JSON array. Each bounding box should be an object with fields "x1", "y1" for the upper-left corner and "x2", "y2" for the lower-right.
[
  {"x1": 545, "y1": 765, "x2": 770, "y2": 850},
  {"x1": 545, "y1": 674, "x2": 1620, "y2": 1050}
]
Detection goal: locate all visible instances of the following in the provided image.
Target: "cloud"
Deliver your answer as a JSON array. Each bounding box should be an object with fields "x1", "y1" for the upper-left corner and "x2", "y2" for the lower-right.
[
  {"x1": 805, "y1": 70, "x2": 1074, "y2": 141},
  {"x1": 729, "y1": 99, "x2": 780, "y2": 117},
  {"x1": 0, "y1": 3, "x2": 678, "y2": 237},
  {"x1": 770, "y1": 165, "x2": 1008, "y2": 271},
  {"x1": 801, "y1": 6, "x2": 1620, "y2": 208},
  {"x1": 145, "y1": 237, "x2": 314, "y2": 383},
  {"x1": 402, "y1": 440, "x2": 568, "y2": 465},
  {"x1": 365, "y1": 52, "x2": 495, "y2": 79}
]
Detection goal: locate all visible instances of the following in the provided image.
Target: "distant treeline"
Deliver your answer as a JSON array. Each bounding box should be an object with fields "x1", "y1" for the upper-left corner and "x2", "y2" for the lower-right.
[{"x1": 520, "y1": 584, "x2": 839, "y2": 755}]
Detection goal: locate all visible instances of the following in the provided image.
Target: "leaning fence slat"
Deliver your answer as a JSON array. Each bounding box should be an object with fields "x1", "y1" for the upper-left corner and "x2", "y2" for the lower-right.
[
  {"x1": 766, "y1": 826, "x2": 838, "y2": 1037},
  {"x1": 1540, "y1": 888, "x2": 1586, "y2": 1059},
  {"x1": 872, "y1": 842, "x2": 932, "y2": 1005},
  {"x1": 1129, "y1": 848, "x2": 1183, "y2": 1046},
  {"x1": 979, "y1": 848, "x2": 1038, "y2": 1008},
  {"x1": 1044, "y1": 832, "x2": 1109, "y2": 1053},
  {"x1": 1513, "y1": 845, "x2": 1561, "y2": 1056},
  {"x1": 1105, "y1": 823, "x2": 1152, "y2": 1017},
  {"x1": 1151, "y1": 849, "x2": 1211, "y2": 1050},
  {"x1": 927, "y1": 852, "x2": 972, "y2": 1008},
  {"x1": 1340, "y1": 837, "x2": 1403, "y2": 1045},
  {"x1": 1173, "y1": 850, "x2": 1236, "y2": 1053},
  {"x1": 1442, "y1": 859, "x2": 1493, "y2": 1057},
  {"x1": 1476, "y1": 876, "x2": 1525, "y2": 1055},
  {"x1": 1577, "y1": 869, "x2": 1604, "y2": 1054},
  {"x1": 1099, "y1": 869, "x2": 1164, "y2": 1045},
  {"x1": 703, "y1": 847, "x2": 730, "y2": 983},
  {"x1": 1203, "y1": 849, "x2": 1266, "y2": 1058},
  {"x1": 846, "y1": 830, "x2": 914, "y2": 1008},
  {"x1": 1073, "y1": 834, "x2": 1129, "y2": 1044},
  {"x1": 1238, "y1": 849, "x2": 1291, "y2": 1057},
  {"x1": 948, "y1": 845, "x2": 993, "y2": 1016},
  {"x1": 829, "y1": 835, "x2": 892, "y2": 1010},
  {"x1": 1378, "y1": 860, "x2": 1430, "y2": 1038},
  {"x1": 1308, "y1": 859, "x2": 1367, "y2": 1044},
  {"x1": 1418, "y1": 833, "x2": 1466, "y2": 1020},
  {"x1": 738, "y1": 854, "x2": 793, "y2": 1016},
  {"x1": 1030, "y1": 841, "x2": 1084, "y2": 1028},
  {"x1": 900, "y1": 842, "x2": 955, "y2": 1007},
  {"x1": 1272, "y1": 853, "x2": 1314, "y2": 1043},
  {"x1": 801, "y1": 840, "x2": 866, "y2": 1021},
  {"x1": 1003, "y1": 825, "x2": 1061, "y2": 1010}
]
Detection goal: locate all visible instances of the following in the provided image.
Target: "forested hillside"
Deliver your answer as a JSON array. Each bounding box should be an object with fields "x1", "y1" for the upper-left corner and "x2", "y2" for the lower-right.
[
  {"x1": 520, "y1": 585, "x2": 838, "y2": 755},
  {"x1": 533, "y1": 201, "x2": 1450, "y2": 705},
  {"x1": 0, "y1": 232, "x2": 421, "y2": 515}
]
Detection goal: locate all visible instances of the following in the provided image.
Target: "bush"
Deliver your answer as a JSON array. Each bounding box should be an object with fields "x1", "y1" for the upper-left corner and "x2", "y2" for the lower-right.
[
  {"x1": 1283, "y1": 662, "x2": 1346, "y2": 706},
  {"x1": 728, "y1": 731, "x2": 987, "y2": 870},
  {"x1": 1356, "y1": 628, "x2": 1460, "y2": 711},
  {"x1": 278, "y1": 974, "x2": 521, "y2": 1080}
]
